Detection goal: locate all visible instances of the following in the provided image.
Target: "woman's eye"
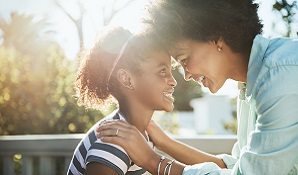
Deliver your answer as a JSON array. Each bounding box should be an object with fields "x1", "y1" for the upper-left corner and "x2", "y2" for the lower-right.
[{"x1": 179, "y1": 59, "x2": 188, "y2": 66}]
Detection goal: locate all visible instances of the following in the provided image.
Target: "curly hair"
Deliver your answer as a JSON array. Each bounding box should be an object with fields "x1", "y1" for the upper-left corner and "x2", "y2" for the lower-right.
[
  {"x1": 75, "y1": 26, "x2": 166, "y2": 109},
  {"x1": 143, "y1": 0, "x2": 263, "y2": 55}
]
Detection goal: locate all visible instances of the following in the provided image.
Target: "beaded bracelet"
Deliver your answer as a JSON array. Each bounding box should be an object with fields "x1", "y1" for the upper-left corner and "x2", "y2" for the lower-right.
[{"x1": 158, "y1": 156, "x2": 165, "y2": 175}]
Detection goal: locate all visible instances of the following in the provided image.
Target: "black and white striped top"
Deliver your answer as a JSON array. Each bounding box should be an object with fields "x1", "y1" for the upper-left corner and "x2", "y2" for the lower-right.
[{"x1": 67, "y1": 110, "x2": 153, "y2": 175}]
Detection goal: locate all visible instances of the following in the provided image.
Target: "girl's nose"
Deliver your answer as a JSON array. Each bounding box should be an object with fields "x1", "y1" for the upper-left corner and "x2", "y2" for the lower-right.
[{"x1": 169, "y1": 74, "x2": 177, "y2": 87}]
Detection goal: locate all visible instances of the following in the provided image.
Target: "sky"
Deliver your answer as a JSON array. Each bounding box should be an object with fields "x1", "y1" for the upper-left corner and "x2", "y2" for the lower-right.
[{"x1": 0, "y1": 0, "x2": 297, "y2": 98}]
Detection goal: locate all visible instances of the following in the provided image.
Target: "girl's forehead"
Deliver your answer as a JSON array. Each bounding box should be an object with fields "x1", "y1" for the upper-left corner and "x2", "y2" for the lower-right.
[{"x1": 144, "y1": 51, "x2": 171, "y2": 65}]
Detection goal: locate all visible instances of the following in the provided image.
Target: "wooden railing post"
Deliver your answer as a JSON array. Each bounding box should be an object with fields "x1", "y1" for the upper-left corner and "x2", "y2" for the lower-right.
[
  {"x1": 3, "y1": 155, "x2": 14, "y2": 175},
  {"x1": 22, "y1": 156, "x2": 33, "y2": 175},
  {"x1": 39, "y1": 156, "x2": 56, "y2": 175}
]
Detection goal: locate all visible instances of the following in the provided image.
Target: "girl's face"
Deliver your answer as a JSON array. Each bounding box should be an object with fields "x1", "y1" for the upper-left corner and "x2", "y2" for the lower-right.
[
  {"x1": 133, "y1": 51, "x2": 177, "y2": 112},
  {"x1": 170, "y1": 39, "x2": 230, "y2": 93}
]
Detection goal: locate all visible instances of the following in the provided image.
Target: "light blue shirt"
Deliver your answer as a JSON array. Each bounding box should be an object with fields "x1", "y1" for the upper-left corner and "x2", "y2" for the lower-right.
[{"x1": 183, "y1": 35, "x2": 298, "y2": 175}]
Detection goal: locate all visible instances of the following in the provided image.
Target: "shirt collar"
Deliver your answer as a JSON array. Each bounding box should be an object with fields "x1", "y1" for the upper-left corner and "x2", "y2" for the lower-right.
[{"x1": 112, "y1": 110, "x2": 128, "y2": 121}]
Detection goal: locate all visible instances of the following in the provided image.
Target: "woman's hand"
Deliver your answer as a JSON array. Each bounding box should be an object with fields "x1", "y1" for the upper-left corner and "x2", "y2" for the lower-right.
[
  {"x1": 96, "y1": 120, "x2": 188, "y2": 175},
  {"x1": 96, "y1": 120, "x2": 159, "y2": 168},
  {"x1": 147, "y1": 120, "x2": 171, "y2": 151}
]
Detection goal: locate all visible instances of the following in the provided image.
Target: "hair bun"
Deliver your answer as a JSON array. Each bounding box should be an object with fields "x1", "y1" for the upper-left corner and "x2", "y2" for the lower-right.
[{"x1": 96, "y1": 26, "x2": 133, "y2": 54}]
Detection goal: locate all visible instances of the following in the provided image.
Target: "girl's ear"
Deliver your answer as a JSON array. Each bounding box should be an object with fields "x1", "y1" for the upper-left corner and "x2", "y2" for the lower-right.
[{"x1": 117, "y1": 69, "x2": 134, "y2": 90}]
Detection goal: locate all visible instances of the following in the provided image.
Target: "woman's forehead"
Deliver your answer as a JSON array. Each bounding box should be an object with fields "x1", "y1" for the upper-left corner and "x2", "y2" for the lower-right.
[{"x1": 169, "y1": 41, "x2": 192, "y2": 58}]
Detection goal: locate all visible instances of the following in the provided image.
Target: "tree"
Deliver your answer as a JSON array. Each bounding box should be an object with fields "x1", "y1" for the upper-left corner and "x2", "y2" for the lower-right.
[
  {"x1": 272, "y1": 0, "x2": 298, "y2": 37},
  {"x1": 0, "y1": 13, "x2": 52, "y2": 56},
  {"x1": 54, "y1": 0, "x2": 137, "y2": 50},
  {"x1": 0, "y1": 13, "x2": 104, "y2": 135}
]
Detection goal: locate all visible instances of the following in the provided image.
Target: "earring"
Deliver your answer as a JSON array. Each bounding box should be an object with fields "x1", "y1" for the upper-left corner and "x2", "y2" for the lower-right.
[{"x1": 217, "y1": 46, "x2": 222, "y2": 52}]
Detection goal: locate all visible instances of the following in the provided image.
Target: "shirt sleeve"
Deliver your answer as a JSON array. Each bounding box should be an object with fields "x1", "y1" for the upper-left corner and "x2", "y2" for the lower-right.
[
  {"x1": 183, "y1": 162, "x2": 232, "y2": 175},
  {"x1": 217, "y1": 153, "x2": 238, "y2": 170},
  {"x1": 86, "y1": 139, "x2": 131, "y2": 175}
]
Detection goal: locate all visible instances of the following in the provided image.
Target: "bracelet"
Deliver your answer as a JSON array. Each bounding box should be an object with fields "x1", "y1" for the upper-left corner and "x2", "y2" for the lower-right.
[
  {"x1": 163, "y1": 161, "x2": 170, "y2": 175},
  {"x1": 164, "y1": 159, "x2": 175, "y2": 175},
  {"x1": 158, "y1": 156, "x2": 165, "y2": 175},
  {"x1": 167, "y1": 159, "x2": 175, "y2": 175}
]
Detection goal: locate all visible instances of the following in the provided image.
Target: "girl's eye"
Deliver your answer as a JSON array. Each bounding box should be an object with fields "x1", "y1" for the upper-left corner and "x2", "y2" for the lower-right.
[{"x1": 160, "y1": 69, "x2": 166, "y2": 76}]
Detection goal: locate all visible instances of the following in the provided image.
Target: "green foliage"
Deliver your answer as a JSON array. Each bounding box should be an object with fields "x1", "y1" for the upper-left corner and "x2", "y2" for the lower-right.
[
  {"x1": 272, "y1": 0, "x2": 298, "y2": 37},
  {"x1": 0, "y1": 43, "x2": 104, "y2": 135},
  {"x1": 0, "y1": 13, "x2": 104, "y2": 135}
]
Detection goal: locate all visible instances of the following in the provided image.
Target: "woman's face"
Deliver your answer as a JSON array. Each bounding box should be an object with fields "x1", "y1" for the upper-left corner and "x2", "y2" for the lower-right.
[
  {"x1": 133, "y1": 51, "x2": 177, "y2": 112},
  {"x1": 170, "y1": 39, "x2": 230, "y2": 93}
]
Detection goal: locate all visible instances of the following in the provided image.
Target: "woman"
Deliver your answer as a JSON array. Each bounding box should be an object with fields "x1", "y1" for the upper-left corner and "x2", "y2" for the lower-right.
[
  {"x1": 97, "y1": 0, "x2": 298, "y2": 174},
  {"x1": 67, "y1": 26, "x2": 177, "y2": 175}
]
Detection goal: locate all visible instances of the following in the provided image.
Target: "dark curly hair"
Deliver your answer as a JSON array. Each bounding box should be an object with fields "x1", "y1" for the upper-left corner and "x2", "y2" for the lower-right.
[
  {"x1": 75, "y1": 26, "x2": 166, "y2": 109},
  {"x1": 143, "y1": 0, "x2": 263, "y2": 55}
]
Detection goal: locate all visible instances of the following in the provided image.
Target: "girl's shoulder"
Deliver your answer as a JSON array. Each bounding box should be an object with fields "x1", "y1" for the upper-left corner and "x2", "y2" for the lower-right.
[{"x1": 98, "y1": 110, "x2": 127, "y2": 126}]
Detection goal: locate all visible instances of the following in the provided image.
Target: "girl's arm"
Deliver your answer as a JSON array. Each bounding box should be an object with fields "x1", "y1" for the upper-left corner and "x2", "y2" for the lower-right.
[
  {"x1": 84, "y1": 163, "x2": 119, "y2": 175},
  {"x1": 147, "y1": 120, "x2": 226, "y2": 168}
]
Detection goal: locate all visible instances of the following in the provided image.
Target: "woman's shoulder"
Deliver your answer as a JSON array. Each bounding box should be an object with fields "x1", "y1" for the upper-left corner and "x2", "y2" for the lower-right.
[{"x1": 264, "y1": 37, "x2": 298, "y2": 67}]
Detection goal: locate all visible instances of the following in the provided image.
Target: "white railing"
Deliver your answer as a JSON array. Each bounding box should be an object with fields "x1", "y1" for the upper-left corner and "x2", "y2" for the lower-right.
[{"x1": 0, "y1": 134, "x2": 237, "y2": 175}]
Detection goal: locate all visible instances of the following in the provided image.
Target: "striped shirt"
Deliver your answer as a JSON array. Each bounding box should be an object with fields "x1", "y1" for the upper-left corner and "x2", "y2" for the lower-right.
[{"x1": 67, "y1": 110, "x2": 154, "y2": 175}]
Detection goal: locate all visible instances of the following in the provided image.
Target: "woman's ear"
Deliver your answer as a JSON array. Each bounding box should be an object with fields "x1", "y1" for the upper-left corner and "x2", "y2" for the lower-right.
[
  {"x1": 117, "y1": 69, "x2": 134, "y2": 90},
  {"x1": 213, "y1": 36, "x2": 224, "y2": 52}
]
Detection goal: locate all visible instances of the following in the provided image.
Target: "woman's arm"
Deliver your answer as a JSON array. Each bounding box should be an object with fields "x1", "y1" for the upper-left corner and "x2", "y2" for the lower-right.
[
  {"x1": 162, "y1": 138, "x2": 226, "y2": 168},
  {"x1": 147, "y1": 120, "x2": 226, "y2": 168},
  {"x1": 97, "y1": 120, "x2": 185, "y2": 175},
  {"x1": 96, "y1": 120, "x2": 227, "y2": 175}
]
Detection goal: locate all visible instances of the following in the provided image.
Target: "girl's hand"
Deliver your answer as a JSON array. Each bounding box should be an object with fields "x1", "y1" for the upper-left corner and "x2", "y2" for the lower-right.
[
  {"x1": 146, "y1": 120, "x2": 171, "y2": 151},
  {"x1": 96, "y1": 120, "x2": 158, "y2": 167}
]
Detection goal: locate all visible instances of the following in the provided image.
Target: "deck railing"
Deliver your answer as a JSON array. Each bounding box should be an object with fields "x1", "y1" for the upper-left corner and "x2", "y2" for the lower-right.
[{"x1": 0, "y1": 134, "x2": 237, "y2": 175}]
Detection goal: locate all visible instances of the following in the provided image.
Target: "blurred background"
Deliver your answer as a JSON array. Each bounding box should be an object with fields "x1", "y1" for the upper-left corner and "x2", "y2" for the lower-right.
[
  {"x1": 0, "y1": 0, "x2": 297, "y2": 174},
  {"x1": 0, "y1": 0, "x2": 296, "y2": 136}
]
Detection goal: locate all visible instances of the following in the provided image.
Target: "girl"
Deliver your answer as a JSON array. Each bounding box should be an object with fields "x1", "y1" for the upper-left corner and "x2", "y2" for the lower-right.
[{"x1": 67, "y1": 26, "x2": 177, "y2": 175}]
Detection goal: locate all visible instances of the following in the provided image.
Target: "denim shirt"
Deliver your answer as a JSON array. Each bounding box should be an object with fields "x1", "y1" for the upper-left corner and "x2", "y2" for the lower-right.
[{"x1": 183, "y1": 35, "x2": 298, "y2": 175}]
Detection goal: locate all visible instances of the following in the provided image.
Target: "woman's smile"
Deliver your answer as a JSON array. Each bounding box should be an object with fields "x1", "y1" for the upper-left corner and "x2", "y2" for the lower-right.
[{"x1": 197, "y1": 75, "x2": 205, "y2": 86}]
